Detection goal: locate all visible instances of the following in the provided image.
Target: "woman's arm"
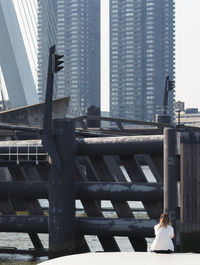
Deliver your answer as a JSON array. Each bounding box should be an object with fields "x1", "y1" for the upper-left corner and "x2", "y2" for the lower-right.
[{"x1": 170, "y1": 226, "x2": 175, "y2": 238}]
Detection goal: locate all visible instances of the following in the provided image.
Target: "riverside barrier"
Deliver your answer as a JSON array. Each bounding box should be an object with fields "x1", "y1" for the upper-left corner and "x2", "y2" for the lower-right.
[{"x1": 0, "y1": 118, "x2": 199, "y2": 257}]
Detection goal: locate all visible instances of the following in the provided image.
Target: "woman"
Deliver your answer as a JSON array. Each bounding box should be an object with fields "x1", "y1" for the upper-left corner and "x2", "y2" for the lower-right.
[{"x1": 151, "y1": 212, "x2": 175, "y2": 253}]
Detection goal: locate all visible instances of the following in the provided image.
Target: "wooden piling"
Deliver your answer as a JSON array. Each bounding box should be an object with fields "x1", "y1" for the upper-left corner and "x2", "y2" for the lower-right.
[{"x1": 180, "y1": 131, "x2": 200, "y2": 253}]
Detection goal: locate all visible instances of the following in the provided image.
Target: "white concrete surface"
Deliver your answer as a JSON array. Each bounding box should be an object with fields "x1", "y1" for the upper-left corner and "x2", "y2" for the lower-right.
[{"x1": 39, "y1": 252, "x2": 200, "y2": 265}]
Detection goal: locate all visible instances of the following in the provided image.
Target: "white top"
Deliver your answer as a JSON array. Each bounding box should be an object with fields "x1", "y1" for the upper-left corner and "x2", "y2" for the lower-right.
[
  {"x1": 39, "y1": 252, "x2": 200, "y2": 265},
  {"x1": 151, "y1": 224, "x2": 174, "y2": 251}
]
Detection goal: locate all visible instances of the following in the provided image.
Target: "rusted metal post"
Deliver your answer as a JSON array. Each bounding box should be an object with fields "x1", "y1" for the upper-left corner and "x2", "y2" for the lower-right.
[
  {"x1": 49, "y1": 118, "x2": 76, "y2": 259},
  {"x1": 164, "y1": 128, "x2": 179, "y2": 249}
]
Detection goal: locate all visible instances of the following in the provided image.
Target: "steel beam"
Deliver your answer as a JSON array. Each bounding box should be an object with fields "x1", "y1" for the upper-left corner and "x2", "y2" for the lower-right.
[
  {"x1": 0, "y1": 215, "x2": 157, "y2": 238},
  {"x1": 28, "y1": 232, "x2": 44, "y2": 250},
  {"x1": 76, "y1": 182, "x2": 163, "y2": 202},
  {"x1": 0, "y1": 215, "x2": 48, "y2": 233},
  {"x1": 0, "y1": 135, "x2": 163, "y2": 158},
  {"x1": 0, "y1": 181, "x2": 48, "y2": 199},
  {"x1": 77, "y1": 135, "x2": 163, "y2": 156},
  {"x1": 76, "y1": 217, "x2": 157, "y2": 237},
  {"x1": 0, "y1": 181, "x2": 163, "y2": 202}
]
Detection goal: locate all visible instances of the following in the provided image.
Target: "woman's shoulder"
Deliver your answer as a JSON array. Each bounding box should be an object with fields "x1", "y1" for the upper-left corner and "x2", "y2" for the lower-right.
[{"x1": 154, "y1": 224, "x2": 173, "y2": 230}]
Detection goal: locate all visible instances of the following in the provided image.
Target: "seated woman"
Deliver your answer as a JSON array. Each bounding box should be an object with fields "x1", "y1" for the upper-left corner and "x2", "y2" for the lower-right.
[{"x1": 151, "y1": 212, "x2": 175, "y2": 253}]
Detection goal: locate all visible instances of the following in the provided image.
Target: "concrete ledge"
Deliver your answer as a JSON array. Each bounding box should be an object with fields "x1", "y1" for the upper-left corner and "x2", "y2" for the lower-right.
[
  {"x1": 39, "y1": 252, "x2": 200, "y2": 265},
  {"x1": 0, "y1": 97, "x2": 69, "y2": 127}
]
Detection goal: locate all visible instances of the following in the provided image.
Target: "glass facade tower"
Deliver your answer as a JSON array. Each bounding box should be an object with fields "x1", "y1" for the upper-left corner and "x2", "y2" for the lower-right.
[
  {"x1": 110, "y1": 0, "x2": 175, "y2": 121},
  {"x1": 37, "y1": 0, "x2": 100, "y2": 115}
]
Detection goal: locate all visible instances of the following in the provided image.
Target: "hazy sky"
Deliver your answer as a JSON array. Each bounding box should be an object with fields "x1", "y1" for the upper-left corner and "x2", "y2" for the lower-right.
[
  {"x1": 176, "y1": 0, "x2": 200, "y2": 110},
  {"x1": 101, "y1": 0, "x2": 200, "y2": 111}
]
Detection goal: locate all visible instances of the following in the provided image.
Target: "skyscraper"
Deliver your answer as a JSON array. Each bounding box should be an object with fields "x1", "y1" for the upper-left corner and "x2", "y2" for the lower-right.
[
  {"x1": 37, "y1": 0, "x2": 100, "y2": 115},
  {"x1": 110, "y1": 0, "x2": 175, "y2": 121},
  {"x1": 37, "y1": 0, "x2": 57, "y2": 101}
]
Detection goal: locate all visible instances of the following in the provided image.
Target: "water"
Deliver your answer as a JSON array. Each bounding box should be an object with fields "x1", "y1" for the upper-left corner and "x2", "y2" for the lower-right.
[
  {"x1": 0, "y1": 233, "x2": 153, "y2": 264},
  {"x1": 0, "y1": 215, "x2": 153, "y2": 264},
  {"x1": 0, "y1": 255, "x2": 46, "y2": 265},
  {"x1": 0, "y1": 233, "x2": 48, "y2": 264},
  {"x1": 0, "y1": 166, "x2": 155, "y2": 264}
]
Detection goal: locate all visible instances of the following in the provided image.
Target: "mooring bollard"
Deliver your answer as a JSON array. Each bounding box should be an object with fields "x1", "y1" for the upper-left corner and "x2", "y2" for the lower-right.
[
  {"x1": 49, "y1": 118, "x2": 76, "y2": 259},
  {"x1": 163, "y1": 128, "x2": 179, "y2": 250}
]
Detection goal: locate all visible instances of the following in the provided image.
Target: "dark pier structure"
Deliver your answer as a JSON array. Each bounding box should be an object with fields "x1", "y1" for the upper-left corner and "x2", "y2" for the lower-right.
[
  {"x1": 0, "y1": 46, "x2": 199, "y2": 258},
  {"x1": 0, "y1": 113, "x2": 200, "y2": 257}
]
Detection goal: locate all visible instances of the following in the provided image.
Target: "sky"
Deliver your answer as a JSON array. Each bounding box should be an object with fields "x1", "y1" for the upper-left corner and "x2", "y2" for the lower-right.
[
  {"x1": 175, "y1": 0, "x2": 200, "y2": 110},
  {"x1": 101, "y1": 0, "x2": 200, "y2": 112}
]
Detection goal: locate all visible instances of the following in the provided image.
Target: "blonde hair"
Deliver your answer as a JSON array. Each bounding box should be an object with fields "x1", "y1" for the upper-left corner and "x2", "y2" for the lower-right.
[{"x1": 159, "y1": 212, "x2": 171, "y2": 228}]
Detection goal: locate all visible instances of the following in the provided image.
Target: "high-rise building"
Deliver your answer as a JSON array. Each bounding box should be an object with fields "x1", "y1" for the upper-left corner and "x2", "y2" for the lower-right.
[
  {"x1": 110, "y1": 0, "x2": 175, "y2": 121},
  {"x1": 37, "y1": 0, "x2": 100, "y2": 115},
  {"x1": 37, "y1": 0, "x2": 59, "y2": 102}
]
